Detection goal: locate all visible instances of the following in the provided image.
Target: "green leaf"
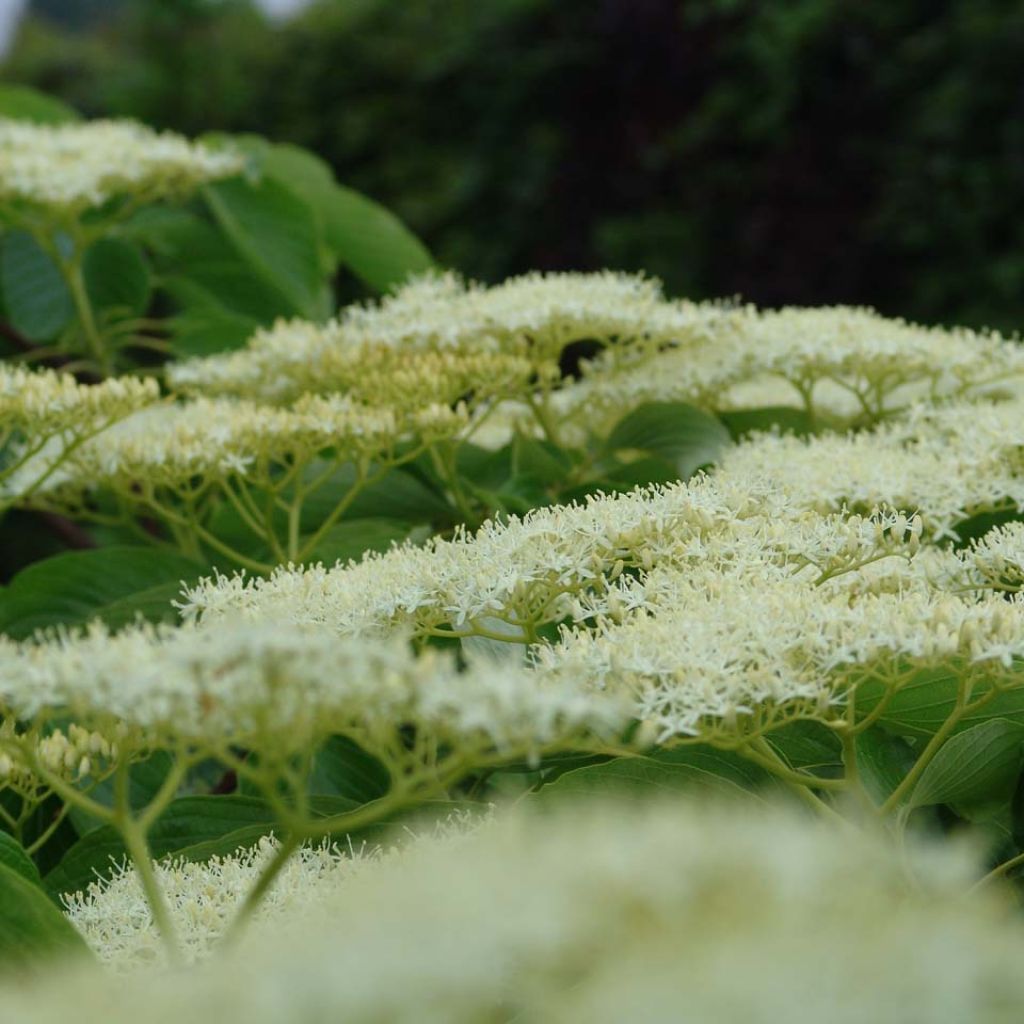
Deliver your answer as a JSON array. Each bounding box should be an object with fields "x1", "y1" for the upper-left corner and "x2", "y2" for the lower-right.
[
  {"x1": 0, "y1": 230, "x2": 74, "y2": 341},
  {"x1": 299, "y1": 463, "x2": 452, "y2": 527},
  {"x1": 46, "y1": 795, "x2": 278, "y2": 899},
  {"x1": 0, "y1": 546, "x2": 201, "y2": 639},
  {"x1": 856, "y1": 668, "x2": 1024, "y2": 739},
  {"x1": 602, "y1": 455, "x2": 684, "y2": 490},
  {"x1": 603, "y1": 402, "x2": 732, "y2": 478},
  {"x1": 204, "y1": 176, "x2": 326, "y2": 320},
  {"x1": 908, "y1": 719, "x2": 1024, "y2": 810},
  {"x1": 0, "y1": 860, "x2": 89, "y2": 967},
  {"x1": 510, "y1": 435, "x2": 571, "y2": 488},
  {"x1": 0, "y1": 85, "x2": 80, "y2": 124},
  {"x1": 300, "y1": 518, "x2": 419, "y2": 566},
  {"x1": 718, "y1": 405, "x2": 813, "y2": 440},
  {"x1": 83, "y1": 237, "x2": 151, "y2": 318},
  {"x1": 307, "y1": 736, "x2": 391, "y2": 804},
  {"x1": 259, "y1": 143, "x2": 435, "y2": 292},
  {"x1": 455, "y1": 443, "x2": 513, "y2": 491},
  {"x1": 69, "y1": 752, "x2": 174, "y2": 837},
  {"x1": 535, "y1": 745, "x2": 782, "y2": 802},
  {"x1": 322, "y1": 184, "x2": 435, "y2": 293},
  {"x1": 164, "y1": 275, "x2": 261, "y2": 357},
  {"x1": 766, "y1": 720, "x2": 843, "y2": 775},
  {"x1": 0, "y1": 831, "x2": 43, "y2": 888},
  {"x1": 854, "y1": 726, "x2": 916, "y2": 804}
]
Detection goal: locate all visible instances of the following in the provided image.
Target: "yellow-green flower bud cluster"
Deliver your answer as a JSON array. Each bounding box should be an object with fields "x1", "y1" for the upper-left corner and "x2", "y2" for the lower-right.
[
  {"x1": 0, "y1": 367, "x2": 159, "y2": 435},
  {"x1": 1, "y1": 367, "x2": 159, "y2": 508},
  {"x1": 170, "y1": 333, "x2": 550, "y2": 409},
  {"x1": 165, "y1": 271, "x2": 728, "y2": 408},
  {"x1": 0, "y1": 720, "x2": 115, "y2": 798},
  {"x1": 0, "y1": 118, "x2": 242, "y2": 216}
]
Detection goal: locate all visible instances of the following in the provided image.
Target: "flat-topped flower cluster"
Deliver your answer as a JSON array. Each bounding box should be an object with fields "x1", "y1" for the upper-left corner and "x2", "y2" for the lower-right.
[
  {"x1": 15, "y1": 801, "x2": 1024, "y2": 1022},
  {"x1": 4, "y1": 267, "x2": 1024, "y2": 1013},
  {"x1": 0, "y1": 118, "x2": 242, "y2": 215}
]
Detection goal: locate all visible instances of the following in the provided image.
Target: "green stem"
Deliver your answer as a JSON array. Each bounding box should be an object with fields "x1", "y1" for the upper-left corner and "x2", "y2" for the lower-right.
[
  {"x1": 429, "y1": 445, "x2": 477, "y2": 525},
  {"x1": 221, "y1": 832, "x2": 301, "y2": 943},
  {"x1": 971, "y1": 849, "x2": 1024, "y2": 892},
  {"x1": 25, "y1": 802, "x2": 71, "y2": 857},
  {"x1": 62, "y1": 245, "x2": 110, "y2": 376},
  {"x1": 878, "y1": 679, "x2": 975, "y2": 816},
  {"x1": 112, "y1": 761, "x2": 181, "y2": 965},
  {"x1": 526, "y1": 392, "x2": 564, "y2": 449}
]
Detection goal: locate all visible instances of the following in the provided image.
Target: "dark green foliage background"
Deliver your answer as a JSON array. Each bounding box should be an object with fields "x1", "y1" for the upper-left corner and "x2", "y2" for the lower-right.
[{"x1": 3, "y1": 0, "x2": 1023, "y2": 329}]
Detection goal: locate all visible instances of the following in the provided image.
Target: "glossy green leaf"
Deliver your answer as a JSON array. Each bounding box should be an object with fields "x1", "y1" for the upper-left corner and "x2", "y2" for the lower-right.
[
  {"x1": 300, "y1": 517, "x2": 421, "y2": 565},
  {"x1": 0, "y1": 831, "x2": 43, "y2": 888},
  {"x1": 69, "y1": 752, "x2": 174, "y2": 837},
  {"x1": 322, "y1": 183, "x2": 435, "y2": 292},
  {"x1": 308, "y1": 736, "x2": 391, "y2": 804},
  {"x1": 0, "y1": 230, "x2": 73, "y2": 341},
  {"x1": 718, "y1": 405, "x2": 813, "y2": 440},
  {"x1": 854, "y1": 726, "x2": 916, "y2": 804},
  {"x1": 46, "y1": 795, "x2": 278, "y2": 899},
  {"x1": 0, "y1": 85, "x2": 80, "y2": 124},
  {"x1": 856, "y1": 668, "x2": 1024, "y2": 739},
  {"x1": 510, "y1": 435, "x2": 571, "y2": 488},
  {"x1": 164, "y1": 275, "x2": 261, "y2": 357},
  {"x1": 0, "y1": 860, "x2": 89, "y2": 967},
  {"x1": 535, "y1": 745, "x2": 782, "y2": 802},
  {"x1": 204, "y1": 176, "x2": 326, "y2": 319},
  {"x1": 766, "y1": 720, "x2": 843, "y2": 775},
  {"x1": 604, "y1": 402, "x2": 732, "y2": 478},
  {"x1": 908, "y1": 719, "x2": 1024, "y2": 810},
  {"x1": 0, "y1": 546, "x2": 202, "y2": 639},
  {"x1": 299, "y1": 463, "x2": 451, "y2": 527},
  {"x1": 83, "y1": 237, "x2": 151, "y2": 318},
  {"x1": 259, "y1": 142, "x2": 434, "y2": 292}
]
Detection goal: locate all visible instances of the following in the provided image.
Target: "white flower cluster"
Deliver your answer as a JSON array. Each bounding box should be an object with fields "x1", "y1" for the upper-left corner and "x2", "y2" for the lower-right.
[
  {"x1": 166, "y1": 270, "x2": 729, "y2": 402},
  {"x1": 178, "y1": 477, "x2": 957, "y2": 740},
  {"x1": 11, "y1": 800, "x2": 1024, "y2": 1022},
  {"x1": 167, "y1": 277, "x2": 1024, "y2": 450},
  {"x1": 21, "y1": 395, "x2": 463, "y2": 496},
  {"x1": 718, "y1": 394, "x2": 1024, "y2": 539},
  {"x1": 177, "y1": 477, "x2": 758, "y2": 634},
  {"x1": 561, "y1": 303, "x2": 1024, "y2": 434},
  {"x1": 0, "y1": 621, "x2": 628, "y2": 767},
  {"x1": 540, "y1": 568, "x2": 1024, "y2": 739},
  {"x1": 169, "y1": 326, "x2": 549, "y2": 405},
  {"x1": 63, "y1": 836, "x2": 376, "y2": 971},
  {"x1": 0, "y1": 118, "x2": 242, "y2": 214},
  {"x1": 950, "y1": 521, "x2": 1024, "y2": 594}
]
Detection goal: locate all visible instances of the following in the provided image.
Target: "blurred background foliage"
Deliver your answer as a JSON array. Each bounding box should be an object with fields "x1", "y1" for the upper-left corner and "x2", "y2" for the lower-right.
[{"x1": 3, "y1": 0, "x2": 1023, "y2": 330}]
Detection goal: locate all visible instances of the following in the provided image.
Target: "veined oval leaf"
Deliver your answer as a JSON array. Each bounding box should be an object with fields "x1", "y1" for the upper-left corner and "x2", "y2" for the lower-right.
[
  {"x1": 0, "y1": 230, "x2": 73, "y2": 341},
  {"x1": 0, "y1": 830, "x2": 43, "y2": 888},
  {"x1": 0, "y1": 546, "x2": 202, "y2": 639},
  {"x1": 603, "y1": 402, "x2": 731, "y2": 478},
  {"x1": 908, "y1": 719, "x2": 1024, "y2": 810},
  {"x1": 0, "y1": 860, "x2": 90, "y2": 967}
]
